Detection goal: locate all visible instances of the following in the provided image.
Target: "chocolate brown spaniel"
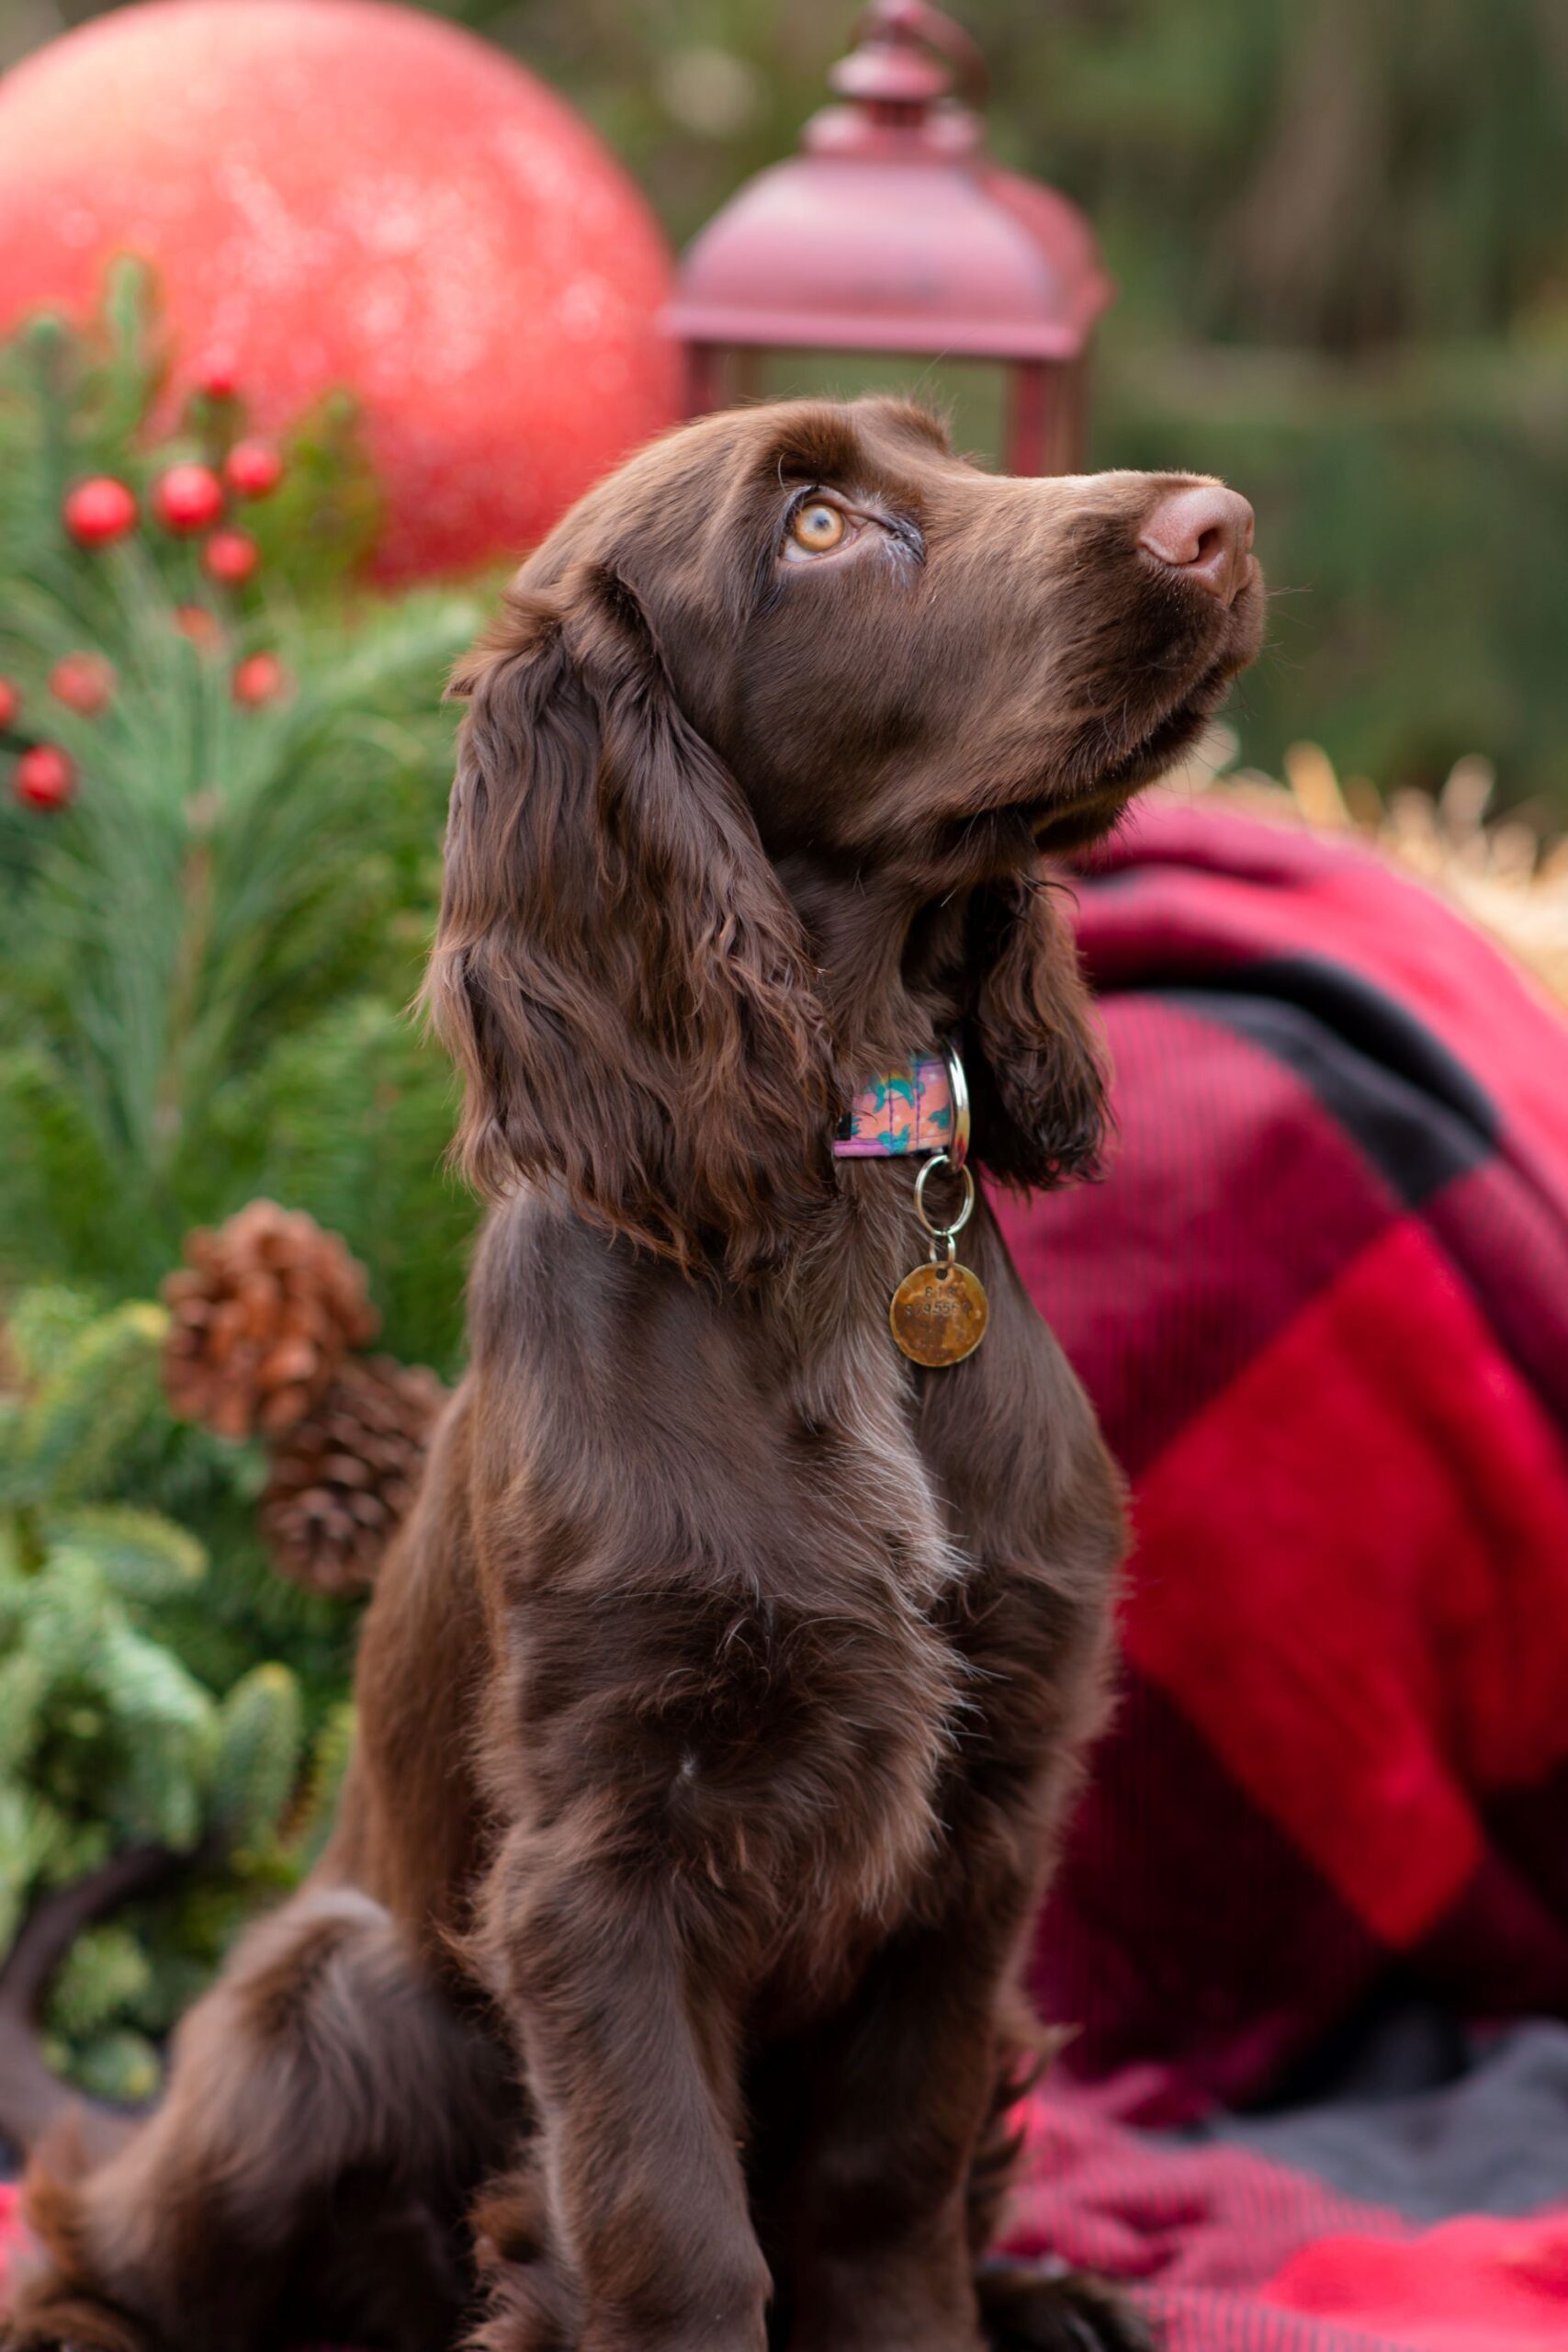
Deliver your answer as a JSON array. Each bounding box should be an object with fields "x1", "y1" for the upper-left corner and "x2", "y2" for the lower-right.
[{"x1": 4, "y1": 398, "x2": 1262, "y2": 2352}]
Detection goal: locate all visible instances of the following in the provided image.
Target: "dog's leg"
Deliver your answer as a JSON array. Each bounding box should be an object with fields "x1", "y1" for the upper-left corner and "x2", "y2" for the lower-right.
[
  {"x1": 764, "y1": 1861, "x2": 1143, "y2": 2352},
  {"x1": 6, "y1": 1886, "x2": 499, "y2": 2352},
  {"x1": 761, "y1": 1905, "x2": 1011, "y2": 2352},
  {"x1": 467, "y1": 1826, "x2": 770, "y2": 2352},
  {"x1": 967, "y1": 2006, "x2": 1156, "y2": 2352},
  {"x1": 761, "y1": 1911, "x2": 1151, "y2": 2352}
]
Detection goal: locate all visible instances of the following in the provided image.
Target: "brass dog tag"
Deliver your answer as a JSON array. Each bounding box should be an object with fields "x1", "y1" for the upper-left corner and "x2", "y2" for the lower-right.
[
  {"x1": 889, "y1": 1258, "x2": 989, "y2": 1367},
  {"x1": 890, "y1": 1144, "x2": 987, "y2": 1368}
]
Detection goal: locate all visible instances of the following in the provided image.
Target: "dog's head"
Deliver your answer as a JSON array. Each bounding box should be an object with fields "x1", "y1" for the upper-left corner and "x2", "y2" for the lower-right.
[{"x1": 427, "y1": 398, "x2": 1263, "y2": 1272}]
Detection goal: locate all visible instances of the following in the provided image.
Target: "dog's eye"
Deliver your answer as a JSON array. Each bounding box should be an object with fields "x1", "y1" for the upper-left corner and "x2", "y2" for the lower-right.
[{"x1": 789, "y1": 501, "x2": 847, "y2": 554}]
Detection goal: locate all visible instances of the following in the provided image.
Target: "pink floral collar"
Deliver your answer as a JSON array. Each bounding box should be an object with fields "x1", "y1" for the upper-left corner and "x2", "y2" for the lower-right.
[{"x1": 832, "y1": 1049, "x2": 967, "y2": 1159}]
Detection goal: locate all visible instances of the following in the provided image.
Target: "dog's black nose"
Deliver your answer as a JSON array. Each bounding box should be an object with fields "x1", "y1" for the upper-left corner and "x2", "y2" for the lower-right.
[{"x1": 1138, "y1": 484, "x2": 1255, "y2": 606}]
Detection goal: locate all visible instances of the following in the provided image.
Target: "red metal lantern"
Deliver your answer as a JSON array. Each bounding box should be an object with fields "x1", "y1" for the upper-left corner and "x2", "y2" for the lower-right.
[{"x1": 666, "y1": 0, "x2": 1112, "y2": 474}]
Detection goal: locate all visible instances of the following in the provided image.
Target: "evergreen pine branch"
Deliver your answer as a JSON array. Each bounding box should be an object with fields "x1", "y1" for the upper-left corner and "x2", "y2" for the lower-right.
[
  {"x1": 41, "y1": 1504, "x2": 207, "y2": 1602},
  {"x1": 11, "y1": 1301, "x2": 168, "y2": 1503},
  {"x1": 209, "y1": 1664, "x2": 305, "y2": 1853}
]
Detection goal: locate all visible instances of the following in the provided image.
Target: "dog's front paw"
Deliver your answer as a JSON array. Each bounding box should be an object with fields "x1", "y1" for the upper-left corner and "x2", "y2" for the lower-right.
[{"x1": 978, "y1": 2264, "x2": 1156, "y2": 2352}]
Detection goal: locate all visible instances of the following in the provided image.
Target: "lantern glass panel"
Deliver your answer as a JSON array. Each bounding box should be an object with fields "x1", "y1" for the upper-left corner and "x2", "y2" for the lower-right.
[{"x1": 745, "y1": 350, "x2": 1010, "y2": 470}]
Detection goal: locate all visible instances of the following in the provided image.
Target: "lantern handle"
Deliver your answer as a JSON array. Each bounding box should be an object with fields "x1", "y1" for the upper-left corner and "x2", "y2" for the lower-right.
[{"x1": 847, "y1": 0, "x2": 990, "y2": 110}]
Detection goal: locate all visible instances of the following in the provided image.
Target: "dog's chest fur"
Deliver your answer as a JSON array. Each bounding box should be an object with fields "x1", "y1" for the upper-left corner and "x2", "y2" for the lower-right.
[
  {"x1": 768, "y1": 1177, "x2": 1113, "y2": 1954},
  {"x1": 457, "y1": 1177, "x2": 1118, "y2": 2015}
]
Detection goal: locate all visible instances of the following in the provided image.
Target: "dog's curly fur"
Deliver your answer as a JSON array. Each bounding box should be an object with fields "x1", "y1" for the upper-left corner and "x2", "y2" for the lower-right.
[{"x1": 3, "y1": 398, "x2": 1262, "y2": 2352}]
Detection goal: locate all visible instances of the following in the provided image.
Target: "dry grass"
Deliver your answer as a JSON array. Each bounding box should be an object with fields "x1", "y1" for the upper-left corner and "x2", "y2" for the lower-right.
[{"x1": 1158, "y1": 730, "x2": 1568, "y2": 1012}]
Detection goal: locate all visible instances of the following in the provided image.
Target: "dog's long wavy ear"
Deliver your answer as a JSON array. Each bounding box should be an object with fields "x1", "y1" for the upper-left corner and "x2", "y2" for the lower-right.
[
  {"x1": 424, "y1": 563, "x2": 835, "y2": 1275},
  {"x1": 964, "y1": 869, "x2": 1109, "y2": 1191}
]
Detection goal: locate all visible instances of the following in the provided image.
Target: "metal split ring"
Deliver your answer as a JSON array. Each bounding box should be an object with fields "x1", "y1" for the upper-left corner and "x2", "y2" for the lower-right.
[
  {"x1": 914, "y1": 1151, "x2": 976, "y2": 1241},
  {"x1": 942, "y1": 1036, "x2": 971, "y2": 1172}
]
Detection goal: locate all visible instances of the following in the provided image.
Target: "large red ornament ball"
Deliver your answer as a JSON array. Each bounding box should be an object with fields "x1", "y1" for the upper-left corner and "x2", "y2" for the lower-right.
[{"x1": 0, "y1": 0, "x2": 677, "y2": 580}]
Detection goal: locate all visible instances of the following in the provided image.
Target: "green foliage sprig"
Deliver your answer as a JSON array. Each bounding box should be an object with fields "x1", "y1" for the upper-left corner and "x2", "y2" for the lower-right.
[
  {"x1": 0, "y1": 280, "x2": 467, "y2": 2095},
  {"x1": 0, "y1": 1285, "x2": 355, "y2": 2103},
  {"x1": 0, "y1": 266, "x2": 483, "y2": 1368}
]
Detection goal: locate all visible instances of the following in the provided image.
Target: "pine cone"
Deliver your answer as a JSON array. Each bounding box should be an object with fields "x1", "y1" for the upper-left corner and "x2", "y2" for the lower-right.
[
  {"x1": 162, "y1": 1202, "x2": 378, "y2": 1440},
  {"x1": 260, "y1": 1357, "x2": 446, "y2": 1595}
]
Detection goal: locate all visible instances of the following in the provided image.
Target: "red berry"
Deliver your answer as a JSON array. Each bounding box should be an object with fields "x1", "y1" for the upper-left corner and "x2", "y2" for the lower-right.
[
  {"x1": 224, "y1": 439, "x2": 285, "y2": 500},
  {"x1": 14, "y1": 744, "x2": 76, "y2": 809},
  {"x1": 49, "y1": 652, "x2": 116, "y2": 717},
  {"x1": 175, "y1": 603, "x2": 223, "y2": 650},
  {"x1": 152, "y1": 463, "x2": 226, "y2": 536},
  {"x1": 0, "y1": 677, "x2": 19, "y2": 730},
  {"x1": 231, "y1": 651, "x2": 289, "y2": 707},
  {"x1": 195, "y1": 356, "x2": 240, "y2": 400},
  {"x1": 203, "y1": 529, "x2": 259, "y2": 586},
  {"x1": 63, "y1": 476, "x2": 138, "y2": 547}
]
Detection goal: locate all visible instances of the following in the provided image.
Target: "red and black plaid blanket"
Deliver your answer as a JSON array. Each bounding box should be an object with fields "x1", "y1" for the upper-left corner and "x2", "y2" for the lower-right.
[
  {"x1": 989, "y1": 797, "x2": 1568, "y2": 2346},
  {"x1": 6, "y1": 798, "x2": 1568, "y2": 2350}
]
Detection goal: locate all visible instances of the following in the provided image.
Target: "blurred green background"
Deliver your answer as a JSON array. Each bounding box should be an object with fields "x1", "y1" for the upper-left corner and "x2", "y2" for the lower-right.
[{"x1": 2, "y1": 0, "x2": 1565, "y2": 803}]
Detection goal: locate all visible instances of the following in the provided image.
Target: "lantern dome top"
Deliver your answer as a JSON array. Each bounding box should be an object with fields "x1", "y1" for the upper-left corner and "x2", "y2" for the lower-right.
[{"x1": 665, "y1": 0, "x2": 1112, "y2": 365}]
